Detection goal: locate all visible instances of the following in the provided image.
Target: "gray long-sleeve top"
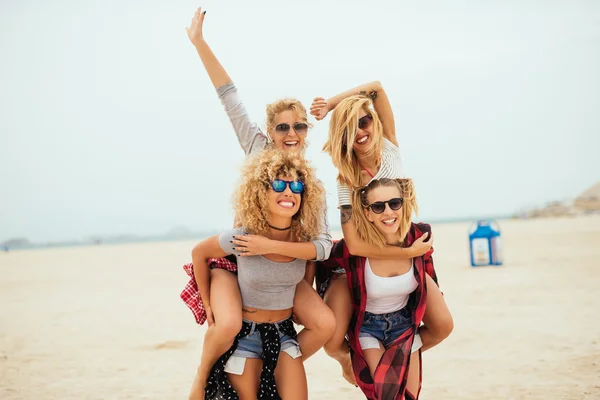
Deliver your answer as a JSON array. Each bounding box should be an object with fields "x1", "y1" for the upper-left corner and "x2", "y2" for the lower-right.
[{"x1": 217, "y1": 83, "x2": 332, "y2": 261}]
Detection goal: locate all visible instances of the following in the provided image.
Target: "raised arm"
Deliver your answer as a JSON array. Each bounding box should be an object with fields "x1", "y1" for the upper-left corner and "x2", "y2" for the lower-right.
[
  {"x1": 340, "y1": 205, "x2": 431, "y2": 259},
  {"x1": 310, "y1": 81, "x2": 398, "y2": 146},
  {"x1": 186, "y1": 8, "x2": 231, "y2": 88},
  {"x1": 191, "y1": 235, "x2": 228, "y2": 323},
  {"x1": 186, "y1": 8, "x2": 266, "y2": 155}
]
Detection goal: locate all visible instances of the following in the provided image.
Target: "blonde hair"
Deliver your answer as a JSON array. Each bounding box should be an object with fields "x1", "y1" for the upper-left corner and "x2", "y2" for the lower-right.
[
  {"x1": 265, "y1": 98, "x2": 312, "y2": 144},
  {"x1": 351, "y1": 178, "x2": 418, "y2": 248},
  {"x1": 322, "y1": 95, "x2": 384, "y2": 187},
  {"x1": 234, "y1": 148, "x2": 324, "y2": 242}
]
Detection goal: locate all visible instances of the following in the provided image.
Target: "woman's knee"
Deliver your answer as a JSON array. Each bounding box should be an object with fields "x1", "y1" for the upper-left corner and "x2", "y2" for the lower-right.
[
  {"x1": 294, "y1": 283, "x2": 336, "y2": 338},
  {"x1": 314, "y1": 305, "x2": 336, "y2": 338},
  {"x1": 213, "y1": 314, "x2": 242, "y2": 339},
  {"x1": 210, "y1": 313, "x2": 242, "y2": 341}
]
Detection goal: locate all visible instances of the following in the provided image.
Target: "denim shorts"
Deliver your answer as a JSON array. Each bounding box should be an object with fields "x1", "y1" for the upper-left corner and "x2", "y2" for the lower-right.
[
  {"x1": 359, "y1": 307, "x2": 413, "y2": 350},
  {"x1": 234, "y1": 320, "x2": 300, "y2": 358},
  {"x1": 225, "y1": 318, "x2": 301, "y2": 375}
]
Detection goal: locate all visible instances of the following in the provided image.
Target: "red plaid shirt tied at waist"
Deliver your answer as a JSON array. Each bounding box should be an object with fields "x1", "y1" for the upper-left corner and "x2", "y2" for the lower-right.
[
  {"x1": 317, "y1": 223, "x2": 438, "y2": 400},
  {"x1": 180, "y1": 256, "x2": 238, "y2": 325}
]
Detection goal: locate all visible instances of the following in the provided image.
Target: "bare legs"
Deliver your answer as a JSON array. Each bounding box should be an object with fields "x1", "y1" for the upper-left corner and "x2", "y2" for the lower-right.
[
  {"x1": 322, "y1": 274, "x2": 355, "y2": 385},
  {"x1": 419, "y1": 274, "x2": 453, "y2": 352},
  {"x1": 227, "y1": 352, "x2": 308, "y2": 400},
  {"x1": 293, "y1": 279, "x2": 336, "y2": 361},
  {"x1": 189, "y1": 269, "x2": 242, "y2": 399}
]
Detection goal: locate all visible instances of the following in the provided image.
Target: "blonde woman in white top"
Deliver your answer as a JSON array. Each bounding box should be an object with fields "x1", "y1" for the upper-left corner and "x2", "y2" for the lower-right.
[{"x1": 311, "y1": 81, "x2": 453, "y2": 384}]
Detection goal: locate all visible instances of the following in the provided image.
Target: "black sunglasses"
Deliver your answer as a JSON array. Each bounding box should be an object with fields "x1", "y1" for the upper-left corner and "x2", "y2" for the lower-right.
[
  {"x1": 274, "y1": 122, "x2": 309, "y2": 135},
  {"x1": 358, "y1": 114, "x2": 373, "y2": 130},
  {"x1": 366, "y1": 197, "x2": 404, "y2": 214}
]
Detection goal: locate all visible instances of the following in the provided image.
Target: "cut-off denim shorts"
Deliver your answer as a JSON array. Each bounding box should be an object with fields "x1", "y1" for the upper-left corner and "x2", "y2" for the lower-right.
[
  {"x1": 359, "y1": 307, "x2": 421, "y2": 352},
  {"x1": 224, "y1": 318, "x2": 301, "y2": 375}
]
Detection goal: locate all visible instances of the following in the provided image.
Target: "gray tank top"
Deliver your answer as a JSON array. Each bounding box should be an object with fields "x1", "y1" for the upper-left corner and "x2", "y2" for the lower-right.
[{"x1": 219, "y1": 228, "x2": 307, "y2": 310}]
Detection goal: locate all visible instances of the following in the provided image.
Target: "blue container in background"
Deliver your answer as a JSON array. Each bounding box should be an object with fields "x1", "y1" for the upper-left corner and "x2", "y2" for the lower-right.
[{"x1": 469, "y1": 220, "x2": 503, "y2": 267}]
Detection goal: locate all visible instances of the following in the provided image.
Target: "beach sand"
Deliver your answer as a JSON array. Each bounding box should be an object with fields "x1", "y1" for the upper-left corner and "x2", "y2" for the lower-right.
[{"x1": 1, "y1": 215, "x2": 599, "y2": 399}]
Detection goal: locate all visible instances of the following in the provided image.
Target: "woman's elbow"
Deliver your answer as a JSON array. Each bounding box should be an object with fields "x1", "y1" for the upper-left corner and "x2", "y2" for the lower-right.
[
  {"x1": 433, "y1": 312, "x2": 454, "y2": 341},
  {"x1": 345, "y1": 240, "x2": 364, "y2": 257},
  {"x1": 370, "y1": 80, "x2": 383, "y2": 91}
]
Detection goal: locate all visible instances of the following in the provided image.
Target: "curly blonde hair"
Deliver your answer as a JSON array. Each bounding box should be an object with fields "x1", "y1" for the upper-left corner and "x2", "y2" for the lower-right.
[
  {"x1": 322, "y1": 95, "x2": 384, "y2": 187},
  {"x1": 233, "y1": 148, "x2": 325, "y2": 242},
  {"x1": 351, "y1": 178, "x2": 418, "y2": 248}
]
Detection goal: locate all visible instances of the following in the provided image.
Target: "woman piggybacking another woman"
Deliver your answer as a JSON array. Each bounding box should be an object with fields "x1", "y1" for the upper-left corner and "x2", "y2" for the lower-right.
[
  {"x1": 183, "y1": 8, "x2": 335, "y2": 398},
  {"x1": 311, "y1": 82, "x2": 435, "y2": 384},
  {"x1": 318, "y1": 178, "x2": 451, "y2": 400},
  {"x1": 191, "y1": 148, "x2": 325, "y2": 400}
]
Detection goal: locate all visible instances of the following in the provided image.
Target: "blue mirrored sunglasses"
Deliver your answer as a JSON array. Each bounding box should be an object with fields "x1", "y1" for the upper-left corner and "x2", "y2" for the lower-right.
[{"x1": 270, "y1": 179, "x2": 305, "y2": 194}]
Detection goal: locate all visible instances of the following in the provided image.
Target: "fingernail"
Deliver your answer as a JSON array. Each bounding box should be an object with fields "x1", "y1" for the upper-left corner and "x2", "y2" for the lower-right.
[
  {"x1": 203, "y1": 10, "x2": 206, "y2": 14},
  {"x1": 229, "y1": 240, "x2": 232, "y2": 243}
]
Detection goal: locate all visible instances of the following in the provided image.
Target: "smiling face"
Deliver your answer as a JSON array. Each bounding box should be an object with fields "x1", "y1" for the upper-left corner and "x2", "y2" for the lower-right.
[
  {"x1": 266, "y1": 175, "x2": 302, "y2": 220},
  {"x1": 269, "y1": 110, "x2": 307, "y2": 152},
  {"x1": 352, "y1": 108, "x2": 375, "y2": 154},
  {"x1": 363, "y1": 184, "x2": 404, "y2": 237}
]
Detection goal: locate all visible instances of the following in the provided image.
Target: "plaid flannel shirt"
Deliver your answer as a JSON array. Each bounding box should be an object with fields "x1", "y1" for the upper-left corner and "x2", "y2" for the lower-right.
[
  {"x1": 180, "y1": 256, "x2": 238, "y2": 325},
  {"x1": 317, "y1": 223, "x2": 437, "y2": 400}
]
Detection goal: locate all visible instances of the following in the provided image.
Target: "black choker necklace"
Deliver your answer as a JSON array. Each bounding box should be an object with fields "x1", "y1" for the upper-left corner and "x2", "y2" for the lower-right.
[{"x1": 268, "y1": 224, "x2": 291, "y2": 231}]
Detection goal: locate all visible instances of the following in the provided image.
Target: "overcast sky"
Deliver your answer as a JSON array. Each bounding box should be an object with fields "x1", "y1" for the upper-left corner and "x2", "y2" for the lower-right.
[{"x1": 1, "y1": 0, "x2": 599, "y2": 242}]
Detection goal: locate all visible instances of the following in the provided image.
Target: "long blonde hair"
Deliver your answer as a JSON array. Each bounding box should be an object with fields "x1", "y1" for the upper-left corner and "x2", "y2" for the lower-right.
[
  {"x1": 351, "y1": 178, "x2": 418, "y2": 248},
  {"x1": 322, "y1": 95, "x2": 383, "y2": 187},
  {"x1": 234, "y1": 148, "x2": 324, "y2": 242}
]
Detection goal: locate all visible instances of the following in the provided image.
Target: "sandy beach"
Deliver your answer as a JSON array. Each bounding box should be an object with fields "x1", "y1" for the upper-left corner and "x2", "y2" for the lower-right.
[{"x1": 1, "y1": 215, "x2": 599, "y2": 400}]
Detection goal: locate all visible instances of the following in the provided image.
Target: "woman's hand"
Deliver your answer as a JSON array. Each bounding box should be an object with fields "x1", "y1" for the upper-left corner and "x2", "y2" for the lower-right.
[
  {"x1": 409, "y1": 232, "x2": 433, "y2": 257},
  {"x1": 232, "y1": 234, "x2": 275, "y2": 257},
  {"x1": 310, "y1": 97, "x2": 330, "y2": 121},
  {"x1": 185, "y1": 7, "x2": 206, "y2": 47},
  {"x1": 205, "y1": 304, "x2": 215, "y2": 326}
]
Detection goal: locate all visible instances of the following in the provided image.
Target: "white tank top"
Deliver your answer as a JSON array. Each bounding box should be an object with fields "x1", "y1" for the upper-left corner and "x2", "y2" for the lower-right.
[{"x1": 365, "y1": 258, "x2": 418, "y2": 314}]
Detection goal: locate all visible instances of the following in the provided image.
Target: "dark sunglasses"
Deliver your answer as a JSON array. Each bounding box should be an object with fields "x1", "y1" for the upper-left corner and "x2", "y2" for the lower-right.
[
  {"x1": 270, "y1": 179, "x2": 305, "y2": 194},
  {"x1": 274, "y1": 122, "x2": 309, "y2": 135},
  {"x1": 366, "y1": 197, "x2": 404, "y2": 214},
  {"x1": 358, "y1": 114, "x2": 373, "y2": 130}
]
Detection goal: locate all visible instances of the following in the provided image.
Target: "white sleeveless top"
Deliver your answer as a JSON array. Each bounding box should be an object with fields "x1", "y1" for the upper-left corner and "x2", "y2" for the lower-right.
[
  {"x1": 337, "y1": 137, "x2": 404, "y2": 207},
  {"x1": 365, "y1": 258, "x2": 418, "y2": 314}
]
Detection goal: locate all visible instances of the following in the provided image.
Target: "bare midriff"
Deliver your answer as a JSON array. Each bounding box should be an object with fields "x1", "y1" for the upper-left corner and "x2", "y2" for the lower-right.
[{"x1": 242, "y1": 307, "x2": 293, "y2": 323}]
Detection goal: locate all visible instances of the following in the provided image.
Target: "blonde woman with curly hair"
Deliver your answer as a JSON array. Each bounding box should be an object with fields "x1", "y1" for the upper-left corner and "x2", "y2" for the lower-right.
[
  {"x1": 310, "y1": 83, "x2": 453, "y2": 385},
  {"x1": 192, "y1": 149, "x2": 325, "y2": 399},
  {"x1": 183, "y1": 8, "x2": 335, "y2": 399},
  {"x1": 318, "y1": 178, "x2": 452, "y2": 399},
  {"x1": 194, "y1": 149, "x2": 325, "y2": 399}
]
